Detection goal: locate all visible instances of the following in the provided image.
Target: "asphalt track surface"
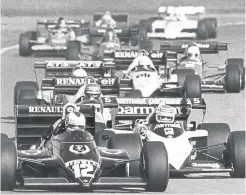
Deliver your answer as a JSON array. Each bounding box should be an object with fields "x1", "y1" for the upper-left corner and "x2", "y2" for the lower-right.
[{"x1": 1, "y1": 15, "x2": 246, "y2": 195}]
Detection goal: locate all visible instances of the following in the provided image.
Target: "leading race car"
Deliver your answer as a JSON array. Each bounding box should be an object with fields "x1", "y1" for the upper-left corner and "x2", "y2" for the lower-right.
[
  {"x1": 19, "y1": 17, "x2": 85, "y2": 56},
  {"x1": 160, "y1": 41, "x2": 245, "y2": 93},
  {"x1": 100, "y1": 97, "x2": 245, "y2": 178},
  {"x1": 139, "y1": 6, "x2": 217, "y2": 40},
  {"x1": 1, "y1": 103, "x2": 169, "y2": 192}
]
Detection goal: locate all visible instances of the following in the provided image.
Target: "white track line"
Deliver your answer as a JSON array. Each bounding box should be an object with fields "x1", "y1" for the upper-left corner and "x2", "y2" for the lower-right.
[
  {"x1": 0, "y1": 21, "x2": 244, "y2": 55},
  {"x1": 0, "y1": 44, "x2": 18, "y2": 55}
]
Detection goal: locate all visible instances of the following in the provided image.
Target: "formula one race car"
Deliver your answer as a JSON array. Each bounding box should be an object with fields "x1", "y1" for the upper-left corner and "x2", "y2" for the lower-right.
[
  {"x1": 160, "y1": 41, "x2": 245, "y2": 93},
  {"x1": 101, "y1": 97, "x2": 245, "y2": 178},
  {"x1": 80, "y1": 13, "x2": 139, "y2": 46},
  {"x1": 1, "y1": 103, "x2": 169, "y2": 192},
  {"x1": 104, "y1": 49, "x2": 202, "y2": 98},
  {"x1": 19, "y1": 18, "x2": 85, "y2": 56},
  {"x1": 139, "y1": 6, "x2": 217, "y2": 40},
  {"x1": 14, "y1": 61, "x2": 118, "y2": 106}
]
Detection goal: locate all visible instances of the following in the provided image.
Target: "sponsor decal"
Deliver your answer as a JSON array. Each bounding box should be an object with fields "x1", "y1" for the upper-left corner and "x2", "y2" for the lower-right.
[
  {"x1": 55, "y1": 77, "x2": 116, "y2": 86},
  {"x1": 28, "y1": 106, "x2": 63, "y2": 113},
  {"x1": 65, "y1": 159, "x2": 99, "y2": 180},
  {"x1": 56, "y1": 78, "x2": 86, "y2": 85},
  {"x1": 46, "y1": 61, "x2": 101, "y2": 68},
  {"x1": 191, "y1": 162, "x2": 221, "y2": 169},
  {"x1": 114, "y1": 50, "x2": 164, "y2": 59},
  {"x1": 154, "y1": 123, "x2": 181, "y2": 129},
  {"x1": 118, "y1": 106, "x2": 155, "y2": 115},
  {"x1": 118, "y1": 106, "x2": 188, "y2": 115},
  {"x1": 69, "y1": 144, "x2": 90, "y2": 155},
  {"x1": 117, "y1": 98, "x2": 192, "y2": 105},
  {"x1": 181, "y1": 43, "x2": 210, "y2": 49}
]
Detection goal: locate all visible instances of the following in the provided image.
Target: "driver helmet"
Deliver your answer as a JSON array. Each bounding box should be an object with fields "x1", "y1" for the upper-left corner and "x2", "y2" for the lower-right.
[
  {"x1": 185, "y1": 44, "x2": 201, "y2": 61},
  {"x1": 65, "y1": 112, "x2": 86, "y2": 131},
  {"x1": 135, "y1": 56, "x2": 155, "y2": 71},
  {"x1": 102, "y1": 11, "x2": 112, "y2": 22},
  {"x1": 71, "y1": 68, "x2": 88, "y2": 77},
  {"x1": 155, "y1": 101, "x2": 176, "y2": 123},
  {"x1": 57, "y1": 17, "x2": 67, "y2": 28},
  {"x1": 84, "y1": 83, "x2": 101, "y2": 101}
]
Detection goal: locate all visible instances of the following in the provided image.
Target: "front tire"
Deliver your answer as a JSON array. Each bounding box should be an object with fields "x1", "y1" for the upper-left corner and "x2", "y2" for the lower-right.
[
  {"x1": 1, "y1": 139, "x2": 17, "y2": 191},
  {"x1": 228, "y1": 131, "x2": 245, "y2": 178},
  {"x1": 225, "y1": 65, "x2": 241, "y2": 93},
  {"x1": 142, "y1": 142, "x2": 169, "y2": 192}
]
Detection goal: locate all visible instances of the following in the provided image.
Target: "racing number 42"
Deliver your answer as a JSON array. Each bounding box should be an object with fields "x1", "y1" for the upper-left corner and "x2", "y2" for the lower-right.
[{"x1": 72, "y1": 163, "x2": 94, "y2": 178}]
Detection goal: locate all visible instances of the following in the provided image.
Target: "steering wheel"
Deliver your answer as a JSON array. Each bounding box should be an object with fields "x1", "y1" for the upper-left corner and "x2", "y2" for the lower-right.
[{"x1": 52, "y1": 119, "x2": 66, "y2": 136}]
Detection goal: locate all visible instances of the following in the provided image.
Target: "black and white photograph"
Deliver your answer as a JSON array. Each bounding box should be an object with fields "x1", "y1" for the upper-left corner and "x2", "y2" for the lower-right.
[{"x1": 1, "y1": 0, "x2": 245, "y2": 194}]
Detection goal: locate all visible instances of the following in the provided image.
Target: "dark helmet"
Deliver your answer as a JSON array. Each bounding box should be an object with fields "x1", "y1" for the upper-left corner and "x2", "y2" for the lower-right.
[{"x1": 84, "y1": 83, "x2": 101, "y2": 100}]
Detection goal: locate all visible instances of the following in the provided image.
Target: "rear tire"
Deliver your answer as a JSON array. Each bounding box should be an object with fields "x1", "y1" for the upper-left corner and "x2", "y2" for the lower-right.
[
  {"x1": 14, "y1": 81, "x2": 38, "y2": 105},
  {"x1": 19, "y1": 31, "x2": 36, "y2": 56},
  {"x1": 225, "y1": 65, "x2": 241, "y2": 93},
  {"x1": 108, "y1": 133, "x2": 142, "y2": 177},
  {"x1": 184, "y1": 75, "x2": 201, "y2": 98},
  {"x1": 228, "y1": 131, "x2": 245, "y2": 178},
  {"x1": 1, "y1": 139, "x2": 17, "y2": 191},
  {"x1": 197, "y1": 18, "x2": 217, "y2": 39},
  {"x1": 196, "y1": 123, "x2": 230, "y2": 160},
  {"x1": 66, "y1": 41, "x2": 80, "y2": 61},
  {"x1": 142, "y1": 142, "x2": 169, "y2": 192}
]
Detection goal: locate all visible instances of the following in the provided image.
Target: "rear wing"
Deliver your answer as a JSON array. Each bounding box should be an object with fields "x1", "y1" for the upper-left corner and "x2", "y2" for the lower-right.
[
  {"x1": 160, "y1": 41, "x2": 228, "y2": 54},
  {"x1": 41, "y1": 77, "x2": 120, "y2": 95},
  {"x1": 115, "y1": 97, "x2": 206, "y2": 121},
  {"x1": 93, "y1": 13, "x2": 128, "y2": 23},
  {"x1": 37, "y1": 19, "x2": 84, "y2": 27},
  {"x1": 34, "y1": 61, "x2": 114, "y2": 77},
  {"x1": 15, "y1": 104, "x2": 95, "y2": 148},
  {"x1": 104, "y1": 50, "x2": 177, "y2": 68},
  {"x1": 158, "y1": 6, "x2": 205, "y2": 15}
]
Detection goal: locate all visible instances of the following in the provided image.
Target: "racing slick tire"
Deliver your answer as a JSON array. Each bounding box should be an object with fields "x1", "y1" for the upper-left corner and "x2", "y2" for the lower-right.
[
  {"x1": 19, "y1": 31, "x2": 36, "y2": 56},
  {"x1": 108, "y1": 133, "x2": 142, "y2": 177},
  {"x1": 1, "y1": 133, "x2": 9, "y2": 143},
  {"x1": 184, "y1": 75, "x2": 201, "y2": 98},
  {"x1": 225, "y1": 65, "x2": 241, "y2": 93},
  {"x1": 1, "y1": 138, "x2": 17, "y2": 191},
  {"x1": 196, "y1": 123, "x2": 230, "y2": 160},
  {"x1": 66, "y1": 41, "x2": 80, "y2": 61},
  {"x1": 197, "y1": 18, "x2": 217, "y2": 39},
  {"x1": 175, "y1": 69, "x2": 195, "y2": 87},
  {"x1": 227, "y1": 58, "x2": 245, "y2": 90},
  {"x1": 228, "y1": 131, "x2": 245, "y2": 178},
  {"x1": 14, "y1": 81, "x2": 38, "y2": 105},
  {"x1": 142, "y1": 142, "x2": 169, "y2": 192}
]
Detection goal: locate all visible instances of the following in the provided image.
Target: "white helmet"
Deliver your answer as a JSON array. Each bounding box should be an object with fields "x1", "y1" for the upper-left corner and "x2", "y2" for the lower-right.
[
  {"x1": 155, "y1": 102, "x2": 176, "y2": 123},
  {"x1": 136, "y1": 56, "x2": 155, "y2": 71},
  {"x1": 65, "y1": 112, "x2": 86, "y2": 131},
  {"x1": 71, "y1": 68, "x2": 88, "y2": 77},
  {"x1": 185, "y1": 45, "x2": 201, "y2": 61},
  {"x1": 102, "y1": 11, "x2": 112, "y2": 21}
]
